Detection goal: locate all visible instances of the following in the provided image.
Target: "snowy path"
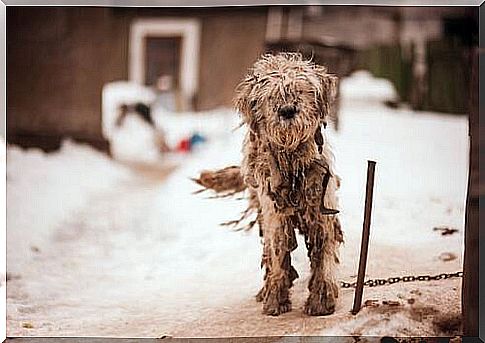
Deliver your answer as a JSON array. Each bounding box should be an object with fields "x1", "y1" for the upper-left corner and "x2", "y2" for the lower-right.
[
  {"x1": 6, "y1": 159, "x2": 464, "y2": 337},
  {"x1": 7, "y1": 72, "x2": 468, "y2": 338}
]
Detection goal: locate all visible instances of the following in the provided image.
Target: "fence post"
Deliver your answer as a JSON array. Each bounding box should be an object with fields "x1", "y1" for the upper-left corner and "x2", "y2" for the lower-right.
[
  {"x1": 352, "y1": 160, "x2": 376, "y2": 315},
  {"x1": 462, "y1": 45, "x2": 479, "y2": 338}
]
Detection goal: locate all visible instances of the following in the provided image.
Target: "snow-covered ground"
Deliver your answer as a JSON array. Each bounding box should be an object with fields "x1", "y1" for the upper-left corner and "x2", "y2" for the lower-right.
[{"x1": 6, "y1": 72, "x2": 468, "y2": 338}]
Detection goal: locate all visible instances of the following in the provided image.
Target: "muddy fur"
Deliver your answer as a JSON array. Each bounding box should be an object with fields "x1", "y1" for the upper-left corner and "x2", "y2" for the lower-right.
[
  {"x1": 193, "y1": 166, "x2": 246, "y2": 196},
  {"x1": 194, "y1": 53, "x2": 343, "y2": 316}
]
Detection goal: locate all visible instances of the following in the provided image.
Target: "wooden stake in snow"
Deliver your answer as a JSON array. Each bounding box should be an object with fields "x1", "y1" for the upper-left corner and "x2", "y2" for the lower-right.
[{"x1": 352, "y1": 160, "x2": 376, "y2": 315}]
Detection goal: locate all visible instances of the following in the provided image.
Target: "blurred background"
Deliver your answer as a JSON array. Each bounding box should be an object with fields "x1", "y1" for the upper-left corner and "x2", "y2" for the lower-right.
[
  {"x1": 7, "y1": 6, "x2": 478, "y2": 154},
  {"x1": 5, "y1": 5, "x2": 480, "y2": 338}
]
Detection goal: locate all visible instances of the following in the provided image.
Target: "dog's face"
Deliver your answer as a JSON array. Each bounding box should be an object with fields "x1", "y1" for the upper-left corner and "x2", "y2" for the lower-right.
[{"x1": 235, "y1": 53, "x2": 338, "y2": 150}]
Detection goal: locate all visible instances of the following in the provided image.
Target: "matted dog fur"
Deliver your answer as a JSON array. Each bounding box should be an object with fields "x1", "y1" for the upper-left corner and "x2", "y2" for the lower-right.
[{"x1": 194, "y1": 53, "x2": 343, "y2": 316}]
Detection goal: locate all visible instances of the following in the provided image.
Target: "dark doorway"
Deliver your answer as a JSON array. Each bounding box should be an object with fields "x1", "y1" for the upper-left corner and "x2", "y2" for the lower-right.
[{"x1": 144, "y1": 36, "x2": 182, "y2": 88}]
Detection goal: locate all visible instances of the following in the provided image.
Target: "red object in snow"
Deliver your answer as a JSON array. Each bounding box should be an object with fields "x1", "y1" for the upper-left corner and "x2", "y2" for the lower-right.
[{"x1": 177, "y1": 138, "x2": 191, "y2": 153}]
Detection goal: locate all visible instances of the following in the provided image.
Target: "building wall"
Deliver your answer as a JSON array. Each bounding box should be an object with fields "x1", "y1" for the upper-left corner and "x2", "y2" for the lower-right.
[
  {"x1": 197, "y1": 10, "x2": 267, "y2": 110},
  {"x1": 7, "y1": 7, "x2": 267, "y2": 151},
  {"x1": 302, "y1": 7, "x2": 400, "y2": 49},
  {"x1": 7, "y1": 7, "x2": 128, "y2": 150},
  {"x1": 117, "y1": 7, "x2": 267, "y2": 110}
]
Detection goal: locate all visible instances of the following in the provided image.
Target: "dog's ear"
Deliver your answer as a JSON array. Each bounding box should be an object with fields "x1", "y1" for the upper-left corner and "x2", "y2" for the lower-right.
[
  {"x1": 315, "y1": 67, "x2": 339, "y2": 125},
  {"x1": 234, "y1": 72, "x2": 259, "y2": 128}
]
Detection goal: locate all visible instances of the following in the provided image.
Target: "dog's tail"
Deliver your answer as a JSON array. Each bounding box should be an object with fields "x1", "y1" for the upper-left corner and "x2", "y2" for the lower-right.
[
  {"x1": 193, "y1": 166, "x2": 260, "y2": 231},
  {"x1": 192, "y1": 165, "x2": 247, "y2": 197}
]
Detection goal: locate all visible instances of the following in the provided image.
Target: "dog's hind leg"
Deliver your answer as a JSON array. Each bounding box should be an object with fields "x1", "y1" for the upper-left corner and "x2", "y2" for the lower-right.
[{"x1": 304, "y1": 216, "x2": 341, "y2": 316}]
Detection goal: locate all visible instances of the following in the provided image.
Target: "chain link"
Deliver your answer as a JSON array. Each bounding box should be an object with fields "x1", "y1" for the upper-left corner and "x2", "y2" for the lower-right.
[{"x1": 340, "y1": 271, "x2": 463, "y2": 289}]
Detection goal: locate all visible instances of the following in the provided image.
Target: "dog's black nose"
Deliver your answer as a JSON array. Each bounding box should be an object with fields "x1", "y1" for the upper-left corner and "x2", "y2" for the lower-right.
[{"x1": 278, "y1": 105, "x2": 298, "y2": 119}]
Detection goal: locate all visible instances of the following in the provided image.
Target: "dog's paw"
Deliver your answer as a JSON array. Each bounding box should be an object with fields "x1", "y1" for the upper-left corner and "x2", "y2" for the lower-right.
[
  {"x1": 304, "y1": 294, "x2": 335, "y2": 316},
  {"x1": 255, "y1": 286, "x2": 265, "y2": 302},
  {"x1": 304, "y1": 282, "x2": 337, "y2": 316},
  {"x1": 262, "y1": 285, "x2": 292, "y2": 316},
  {"x1": 263, "y1": 299, "x2": 292, "y2": 316}
]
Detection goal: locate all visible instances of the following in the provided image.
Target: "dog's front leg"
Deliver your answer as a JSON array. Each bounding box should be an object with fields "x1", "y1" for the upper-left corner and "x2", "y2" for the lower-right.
[
  {"x1": 304, "y1": 218, "x2": 340, "y2": 316},
  {"x1": 257, "y1": 195, "x2": 297, "y2": 316}
]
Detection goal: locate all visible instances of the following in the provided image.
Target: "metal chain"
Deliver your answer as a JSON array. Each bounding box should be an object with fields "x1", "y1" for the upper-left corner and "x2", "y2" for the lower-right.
[{"x1": 340, "y1": 271, "x2": 463, "y2": 289}]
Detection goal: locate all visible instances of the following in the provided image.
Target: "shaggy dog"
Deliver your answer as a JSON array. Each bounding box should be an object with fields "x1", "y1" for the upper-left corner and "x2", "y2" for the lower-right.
[{"x1": 194, "y1": 53, "x2": 343, "y2": 316}]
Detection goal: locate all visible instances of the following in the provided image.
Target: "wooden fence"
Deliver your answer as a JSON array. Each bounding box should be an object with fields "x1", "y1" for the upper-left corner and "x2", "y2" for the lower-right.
[{"x1": 360, "y1": 39, "x2": 471, "y2": 114}]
